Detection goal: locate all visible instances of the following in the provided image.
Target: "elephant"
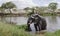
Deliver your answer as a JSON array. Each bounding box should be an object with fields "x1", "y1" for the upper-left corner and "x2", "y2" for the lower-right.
[{"x1": 27, "y1": 14, "x2": 47, "y2": 31}]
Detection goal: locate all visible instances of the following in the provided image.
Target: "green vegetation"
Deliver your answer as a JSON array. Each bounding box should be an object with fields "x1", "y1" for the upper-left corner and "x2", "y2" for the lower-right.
[
  {"x1": 45, "y1": 30, "x2": 60, "y2": 36},
  {"x1": 1, "y1": 2, "x2": 16, "y2": 13},
  {"x1": 41, "y1": 13, "x2": 57, "y2": 16},
  {"x1": 24, "y1": 2, "x2": 58, "y2": 16},
  {"x1": 27, "y1": 12, "x2": 58, "y2": 16},
  {"x1": 0, "y1": 22, "x2": 32, "y2": 36},
  {"x1": 48, "y1": 2, "x2": 58, "y2": 12},
  {"x1": 16, "y1": 24, "x2": 27, "y2": 30}
]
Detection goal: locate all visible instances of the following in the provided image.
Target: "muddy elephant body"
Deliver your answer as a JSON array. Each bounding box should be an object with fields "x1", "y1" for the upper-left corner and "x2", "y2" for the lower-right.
[{"x1": 27, "y1": 15, "x2": 47, "y2": 31}]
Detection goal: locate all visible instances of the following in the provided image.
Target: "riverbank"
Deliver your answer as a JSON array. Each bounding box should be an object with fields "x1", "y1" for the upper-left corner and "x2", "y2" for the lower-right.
[
  {"x1": 0, "y1": 22, "x2": 32, "y2": 36},
  {"x1": 0, "y1": 22, "x2": 60, "y2": 36},
  {"x1": 0, "y1": 22, "x2": 46, "y2": 36},
  {"x1": 27, "y1": 12, "x2": 60, "y2": 16},
  {"x1": 45, "y1": 30, "x2": 60, "y2": 36},
  {"x1": 0, "y1": 22, "x2": 45, "y2": 36},
  {"x1": 0, "y1": 12, "x2": 60, "y2": 17}
]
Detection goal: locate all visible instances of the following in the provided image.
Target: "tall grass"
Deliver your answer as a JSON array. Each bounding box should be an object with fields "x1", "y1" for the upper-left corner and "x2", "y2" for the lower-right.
[{"x1": 0, "y1": 22, "x2": 32, "y2": 36}]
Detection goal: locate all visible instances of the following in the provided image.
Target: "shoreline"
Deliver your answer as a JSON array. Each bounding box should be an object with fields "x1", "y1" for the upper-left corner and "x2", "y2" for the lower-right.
[{"x1": 0, "y1": 22, "x2": 60, "y2": 36}]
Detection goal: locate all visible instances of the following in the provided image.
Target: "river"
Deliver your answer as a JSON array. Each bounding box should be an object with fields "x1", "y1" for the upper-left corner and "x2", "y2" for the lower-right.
[{"x1": 0, "y1": 16, "x2": 60, "y2": 32}]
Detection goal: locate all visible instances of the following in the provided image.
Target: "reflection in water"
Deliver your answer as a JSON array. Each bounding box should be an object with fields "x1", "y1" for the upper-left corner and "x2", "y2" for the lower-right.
[
  {"x1": 0, "y1": 16, "x2": 60, "y2": 32},
  {"x1": 0, "y1": 16, "x2": 28, "y2": 24},
  {"x1": 0, "y1": 16, "x2": 7, "y2": 23},
  {"x1": 51, "y1": 16, "x2": 57, "y2": 24},
  {"x1": 45, "y1": 16, "x2": 60, "y2": 32},
  {"x1": 46, "y1": 16, "x2": 57, "y2": 24}
]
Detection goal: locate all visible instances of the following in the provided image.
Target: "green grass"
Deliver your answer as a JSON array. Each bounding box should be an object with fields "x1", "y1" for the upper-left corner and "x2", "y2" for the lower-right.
[
  {"x1": 45, "y1": 30, "x2": 60, "y2": 36},
  {"x1": 0, "y1": 22, "x2": 32, "y2": 36}
]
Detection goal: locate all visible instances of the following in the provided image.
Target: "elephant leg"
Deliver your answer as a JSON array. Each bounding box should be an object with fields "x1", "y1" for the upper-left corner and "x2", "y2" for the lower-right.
[
  {"x1": 41, "y1": 22, "x2": 46, "y2": 30},
  {"x1": 27, "y1": 24, "x2": 32, "y2": 31},
  {"x1": 38, "y1": 24, "x2": 41, "y2": 31},
  {"x1": 34, "y1": 24, "x2": 38, "y2": 31},
  {"x1": 41, "y1": 25, "x2": 46, "y2": 30}
]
